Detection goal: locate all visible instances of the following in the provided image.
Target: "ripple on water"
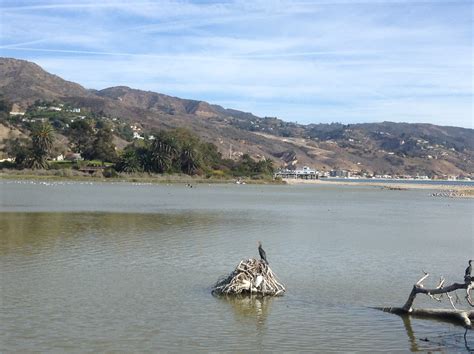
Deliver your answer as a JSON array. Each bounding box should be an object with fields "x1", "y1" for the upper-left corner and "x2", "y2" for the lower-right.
[{"x1": 0, "y1": 183, "x2": 472, "y2": 352}]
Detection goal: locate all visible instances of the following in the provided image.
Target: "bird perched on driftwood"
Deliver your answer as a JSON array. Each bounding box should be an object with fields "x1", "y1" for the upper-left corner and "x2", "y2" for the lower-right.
[
  {"x1": 258, "y1": 241, "x2": 268, "y2": 264},
  {"x1": 465, "y1": 259, "x2": 473, "y2": 282}
]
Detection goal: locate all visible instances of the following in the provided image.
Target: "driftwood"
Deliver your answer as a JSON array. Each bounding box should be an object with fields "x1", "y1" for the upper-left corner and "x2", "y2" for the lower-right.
[
  {"x1": 380, "y1": 272, "x2": 474, "y2": 328},
  {"x1": 212, "y1": 258, "x2": 286, "y2": 296}
]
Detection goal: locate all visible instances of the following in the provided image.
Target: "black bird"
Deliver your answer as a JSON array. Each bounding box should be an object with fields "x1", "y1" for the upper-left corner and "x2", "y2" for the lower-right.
[
  {"x1": 258, "y1": 241, "x2": 268, "y2": 264},
  {"x1": 465, "y1": 260, "x2": 473, "y2": 281}
]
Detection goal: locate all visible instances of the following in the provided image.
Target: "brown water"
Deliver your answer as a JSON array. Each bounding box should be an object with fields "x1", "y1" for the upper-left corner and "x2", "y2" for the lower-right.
[{"x1": 1, "y1": 180, "x2": 473, "y2": 352}]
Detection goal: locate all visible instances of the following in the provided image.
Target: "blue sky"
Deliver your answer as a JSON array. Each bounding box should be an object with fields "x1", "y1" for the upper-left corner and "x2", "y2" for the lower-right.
[{"x1": 0, "y1": 0, "x2": 472, "y2": 128}]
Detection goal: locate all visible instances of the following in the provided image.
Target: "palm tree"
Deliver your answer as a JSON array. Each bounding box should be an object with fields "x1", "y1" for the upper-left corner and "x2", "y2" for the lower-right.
[
  {"x1": 180, "y1": 143, "x2": 201, "y2": 175},
  {"x1": 29, "y1": 122, "x2": 54, "y2": 169},
  {"x1": 116, "y1": 149, "x2": 143, "y2": 173},
  {"x1": 149, "y1": 133, "x2": 178, "y2": 173}
]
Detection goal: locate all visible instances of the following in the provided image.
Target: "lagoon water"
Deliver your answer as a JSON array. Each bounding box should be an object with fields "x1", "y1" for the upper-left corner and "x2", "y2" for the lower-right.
[{"x1": 1, "y1": 180, "x2": 473, "y2": 352}]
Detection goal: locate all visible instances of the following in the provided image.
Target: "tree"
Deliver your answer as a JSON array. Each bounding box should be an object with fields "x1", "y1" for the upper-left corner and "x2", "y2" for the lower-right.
[
  {"x1": 29, "y1": 122, "x2": 54, "y2": 169},
  {"x1": 256, "y1": 158, "x2": 274, "y2": 175},
  {"x1": 84, "y1": 124, "x2": 117, "y2": 163},
  {"x1": 148, "y1": 131, "x2": 179, "y2": 173},
  {"x1": 115, "y1": 148, "x2": 143, "y2": 173},
  {"x1": 113, "y1": 128, "x2": 274, "y2": 177},
  {"x1": 180, "y1": 143, "x2": 202, "y2": 175},
  {"x1": 2, "y1": 134, "x2": 31, "y2": 167},
  {"x1": 200, "y1": 142, "x2": 222, "y2": 170},
  {"x1": 68, "y1": 120, "x2": 94, "y2": 155}
]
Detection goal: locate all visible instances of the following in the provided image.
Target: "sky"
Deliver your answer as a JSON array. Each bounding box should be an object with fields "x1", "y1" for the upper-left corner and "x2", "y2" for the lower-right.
[{"x1": 0, "y1": 0, "x2": 472, "y2": 128}]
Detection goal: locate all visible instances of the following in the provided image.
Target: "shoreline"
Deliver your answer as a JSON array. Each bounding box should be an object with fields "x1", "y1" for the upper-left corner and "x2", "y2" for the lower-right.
[
  {"x1": 1, "y1": 172, "x2": 473, "y2": 196},
  {"x1": 0, "y1": 171, "x2": 282, "y2": 185},
  {"x1": 283, "y1": 178, "x2": 474, "y2": 196}
]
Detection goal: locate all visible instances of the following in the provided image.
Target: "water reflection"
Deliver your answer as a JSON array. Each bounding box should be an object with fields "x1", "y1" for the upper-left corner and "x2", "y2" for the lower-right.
[
  {"x1": 397, "y1": 313, "x2": 474, "y2": 352},
  {"x1": 400, "y1": 314, "x2": 419, "y2": 351},
  {"x1": 217, "y1": 295, "x2": 274, "y2": 334},
  {"x1": 1, "y1": 182, "x2": 472, "y2": 352},
  {"x1": 464, "y1": 329, "x2": 474, "y2": 352},
  {"x1": 0, "y1": 212, "x2": 215, "y2": 256}
]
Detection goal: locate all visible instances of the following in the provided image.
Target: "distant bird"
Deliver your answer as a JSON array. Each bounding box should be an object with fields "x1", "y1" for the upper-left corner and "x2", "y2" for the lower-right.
[
  {"x1": 465, "y1": 260, "x2": 473, "y2": 281},
  {"x1": 258, "y1": 241, "x2": 268, "y2": 264}
]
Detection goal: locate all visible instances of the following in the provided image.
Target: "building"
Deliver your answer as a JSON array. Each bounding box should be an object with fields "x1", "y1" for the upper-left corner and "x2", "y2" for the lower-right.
[
  {"x1": 53, "y1": 154, "x2": 65, "y2": 161},
  {"x1": 133, "y1": 132, "x2": 144, "y2": 140},
  {"x1": 65, "y1": 153, "x2": 83, "y2": 161},
  {"x1": 9, "y1": 103, "x2": 25, "y2": 116},
  {"x1": 275, "y1": 166, "x2": 318, "y2": 179},
  {"x1": 329, "y1": 170, "x2": 350, "y2": 178}
]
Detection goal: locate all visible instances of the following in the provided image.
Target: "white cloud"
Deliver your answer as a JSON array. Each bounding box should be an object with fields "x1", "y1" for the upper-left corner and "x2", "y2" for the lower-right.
[{"x1": 0, "y1": 0, "x2": 472, "y2": 127}]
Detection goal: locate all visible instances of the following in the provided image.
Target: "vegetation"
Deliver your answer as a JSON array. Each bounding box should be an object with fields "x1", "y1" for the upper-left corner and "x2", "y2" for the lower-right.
[
  {"x1": 1, "y1": 58, "x2": 473, "y2": 179},
  {"x1": 82, "y1": 122, "x2": 117, "y2": 163},
  {"x1": 3, "y1": 135, "x2": 31, "y2": 166},
  {"x1": 2, "y1": 122, "x2": 55, "y2": 169},
  {"x1": 0, "y1": 95, "x2": 12, "y2": 120},
  {"x1": 1, "y1": 109, "x2": 275, "y2": 180},
  {"x1": 68, "y1": 120, "x2": 94, "y2": 155},
  {"x1": 115, "y1": 128, "x2": 274, "y2": 178},
  {"x1": 29, "y1": 122, "x2": 55, "y2": 169}
]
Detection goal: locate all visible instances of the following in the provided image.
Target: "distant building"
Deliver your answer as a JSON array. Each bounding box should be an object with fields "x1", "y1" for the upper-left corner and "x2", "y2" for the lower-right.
[
  {"x1": 133, "y1": 132, "x2": 144, "y2": 140},
  {"x1": 10, "y1": 110, "x2": 25, "y2": 116},
  {"x1": 297, "y1": 166, "x2": 317, "y2": 176},
  {"x1": 65, "y1": 153, "x2": 83, "y2": 161},
  {"x1": 329, "y1": 170, "x2": 350, "y2": 178},
  {"x1": 275, "y1": 166, "x2": 318, "y2": 179},
  {"x1": 9, "y1": 103, "x2": 25, "y2": 116}
]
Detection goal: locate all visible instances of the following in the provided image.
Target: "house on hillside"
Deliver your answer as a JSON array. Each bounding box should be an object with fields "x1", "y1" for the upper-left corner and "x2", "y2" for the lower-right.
[
  {"x1": 53, "y1": 154, "x2": 65, "y2": 161},
  {"x1": 9, "y1": 103, "x2": 25, "y2": 116},
  {"x1": 133, "y1": 132, "x2": 144, "y2": 140}
]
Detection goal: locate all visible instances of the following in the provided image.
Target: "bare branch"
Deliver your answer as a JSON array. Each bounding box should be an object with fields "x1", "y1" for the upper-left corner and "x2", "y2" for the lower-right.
[
  {"x1": 446, "y1": 292, "x2": 458, "y2": 310},
  {"x1": 382, "y1": 271, "x2": 474, "y2": 328},
  {"x1": 416, "y1": 271, "x2": 430, "y2": 286},
  {"x1": 212, "y1": 258, "x2": 285, "y2": 297}
]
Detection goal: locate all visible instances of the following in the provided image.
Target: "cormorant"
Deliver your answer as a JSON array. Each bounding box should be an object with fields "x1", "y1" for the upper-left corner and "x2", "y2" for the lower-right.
[
  {"x1": 258, "y1": 241, "x2": 268, "y2": 264},
  {"x1": 465, "y1": 260, "x2": 473, "y2": 281}
]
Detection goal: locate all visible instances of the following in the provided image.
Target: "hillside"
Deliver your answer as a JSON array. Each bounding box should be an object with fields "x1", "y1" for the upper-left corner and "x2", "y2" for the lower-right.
[
  {"x1": 0, "y1": 57, "x2": 472, "y2": 178},
  {"x1": 0, "y1": 58, "x2": 92, "y2": 108}
]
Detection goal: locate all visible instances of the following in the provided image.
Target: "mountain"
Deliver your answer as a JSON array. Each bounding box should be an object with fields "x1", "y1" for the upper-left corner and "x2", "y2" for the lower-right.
[
  {"x1": 1, "y1": 57, "x2": 473, "y2": 177},
  {"x1": 0, "y1": 58, "x2": 92, "y2": 107}
]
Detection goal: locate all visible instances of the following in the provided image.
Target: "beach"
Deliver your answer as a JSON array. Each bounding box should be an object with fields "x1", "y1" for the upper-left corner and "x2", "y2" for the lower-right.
[{"x1": 283, "y1": 178, "x2": 474, "y2": 196}]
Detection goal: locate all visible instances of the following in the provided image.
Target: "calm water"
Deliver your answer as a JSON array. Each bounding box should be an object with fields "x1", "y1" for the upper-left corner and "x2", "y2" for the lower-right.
[{"x1": 1, "y1": 180, "x2": 473, "y2": 352}]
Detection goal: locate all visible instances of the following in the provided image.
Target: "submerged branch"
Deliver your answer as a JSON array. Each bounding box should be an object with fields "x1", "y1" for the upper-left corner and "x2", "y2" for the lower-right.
[{"x1": 379, "y1": 307, "x2": 474, "y2": 328}]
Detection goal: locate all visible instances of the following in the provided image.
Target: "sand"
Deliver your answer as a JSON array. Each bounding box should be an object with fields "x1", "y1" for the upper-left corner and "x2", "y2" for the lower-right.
[{"x1": 283, "y1": 178, "x2": 474, "y2": 197}]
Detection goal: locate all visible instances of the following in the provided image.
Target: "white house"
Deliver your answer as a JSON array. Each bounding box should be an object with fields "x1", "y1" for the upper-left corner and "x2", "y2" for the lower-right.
[{"x1": 133, "y1": 131, "x2": 144, "y2": 140}]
